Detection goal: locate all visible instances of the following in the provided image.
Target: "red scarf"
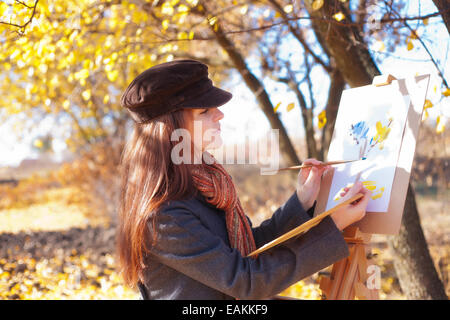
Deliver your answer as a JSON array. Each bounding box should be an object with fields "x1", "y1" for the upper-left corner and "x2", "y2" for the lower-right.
[{"x1": 191, "y1": 155, "x2": 257, "y2": 258}]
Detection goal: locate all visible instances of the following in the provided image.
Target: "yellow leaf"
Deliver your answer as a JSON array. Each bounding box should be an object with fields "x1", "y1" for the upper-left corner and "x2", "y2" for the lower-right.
[
  {"x1": 333, "y1": 12, "x2": 345, "y2": 22},
  {"x1": 177, "y1": 31, "x2": 188, "y2": 40},
  {"x1": 161, "y1": 2, "x2": 174, "y2": 15},
  {"x1": 422, "y1": 110, "x2": 429, "y2": 122},
  {"x1": 437, "y1": 123, "x2": 446, "y2": 134},
  {"x1": 407, "y1": 41, "x2": 414, "y2": 51},
  {"x1": 423, "y1": 18, "x2": 429, "y2": 26},
  {"x1": 286, "y1": 102, "x2": 295, "y2": 112},
  {"x1": 177, "y1": 4, "x2": 189, "y2": 13},
  {"x1": 442, "y1": 88, "x2": 450, "y2": 97},
  {"x1": 106, "y1": 70, "x2": 119, "y2": 82},
  {"x1": 312, "y1": 0, "x2": 324, "y2": 11},
  {"x1": 436, "y1": 116, "x2": 445, "y2": 134},
  {"x1": 423, "y1": 99, "x2": 433, "y2": 109},
  {"x1": 208, "y1": 16, "x2": 217, "y2": 26},
  {"x1": 75, "y1": 69, "x2": 89, "y2": 80},
  {"x1": 318, "y1": 110, "x2": 327, "y2": 129},
  {"x1": 162, "y1": 19, "x2": 169, "y2": 30},
  {"x1": 63, "y1": 100, "x2": 70, "y2": 110},
  {"x1": 34, "y1": 139, "x2": 43, "y2": 148},
  {"x1": 82, "y1": 90, "x2": 91, "y2": 101},
  {"x1": 128, "y1": 53, "x2": 138, "y2": 62},
  {"x1": 274, "y1": 102, "x2": 281, "y2": 112}
]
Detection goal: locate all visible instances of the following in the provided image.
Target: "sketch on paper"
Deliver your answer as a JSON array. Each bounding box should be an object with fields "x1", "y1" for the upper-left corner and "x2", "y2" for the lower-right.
[{"x1": 325, "y1": 84, "x2": 411, "y2": 212}]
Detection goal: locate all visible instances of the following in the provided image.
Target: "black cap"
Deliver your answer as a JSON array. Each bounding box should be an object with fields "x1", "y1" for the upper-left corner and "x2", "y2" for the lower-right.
[{"x1": 120, "y1": 59, "x2": 232, "y2": 123}]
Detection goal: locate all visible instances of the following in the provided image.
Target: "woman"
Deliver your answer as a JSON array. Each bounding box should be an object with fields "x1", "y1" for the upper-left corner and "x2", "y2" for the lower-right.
[{"x1": 117, "y1": 59, "x2": 372, "y2": 300}]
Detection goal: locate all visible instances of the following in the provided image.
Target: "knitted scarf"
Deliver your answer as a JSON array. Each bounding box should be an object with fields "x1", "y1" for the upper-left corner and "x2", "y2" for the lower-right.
[{"x1": 191, "y1": 154, "x2": 257, "y2": 258}]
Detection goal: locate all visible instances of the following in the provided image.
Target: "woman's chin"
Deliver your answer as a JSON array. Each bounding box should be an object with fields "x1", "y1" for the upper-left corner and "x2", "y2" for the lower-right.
[{"x1": 204, "y1": 136, "x2": 223, "y2": 150}]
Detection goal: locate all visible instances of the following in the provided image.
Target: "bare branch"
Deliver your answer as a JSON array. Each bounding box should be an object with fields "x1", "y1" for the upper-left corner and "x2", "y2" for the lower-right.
[
  {"x1": 0, "y1": 0, "x2": 39, "y2": 34},
  {"x1": 384, "y1": 1, "x2": 449, "y2": 88}
]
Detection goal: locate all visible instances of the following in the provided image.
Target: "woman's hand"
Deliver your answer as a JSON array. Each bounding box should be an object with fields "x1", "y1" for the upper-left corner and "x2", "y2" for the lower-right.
[
  {"x1": 330, "y1": 181, "x2": 372, "y2": 231},
  {"x1": 296, "y1": 159, "x2": 331, "y2": 211}
]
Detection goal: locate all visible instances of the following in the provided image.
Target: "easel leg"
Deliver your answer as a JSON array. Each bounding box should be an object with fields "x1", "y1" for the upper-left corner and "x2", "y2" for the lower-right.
[
  {"x1": 326, "y1": 258, "x2": 348, "y2": 300},
  {"x1": 319, "y1": 227, "x2": 379, "y2": 300}
]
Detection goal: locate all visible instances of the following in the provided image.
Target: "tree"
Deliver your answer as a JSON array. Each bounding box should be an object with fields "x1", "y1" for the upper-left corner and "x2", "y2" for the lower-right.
[{"x1": 432, "y1": 0, "x2": 450, "y2": 34}]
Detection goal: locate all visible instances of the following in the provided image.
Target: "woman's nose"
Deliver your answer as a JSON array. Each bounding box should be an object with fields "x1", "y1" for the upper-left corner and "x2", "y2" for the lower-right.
[{"x1": 214, "y1": 108, "x2": 224, "y2": 121}]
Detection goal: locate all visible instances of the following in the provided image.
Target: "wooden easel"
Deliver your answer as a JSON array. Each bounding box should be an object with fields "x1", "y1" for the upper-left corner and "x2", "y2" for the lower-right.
[
  {"x1": 319, "y1": 227, "x2": 379, "y2": 300},
  {"x1": 318, "y1": 75, "x2": 398, "y2": 300}
]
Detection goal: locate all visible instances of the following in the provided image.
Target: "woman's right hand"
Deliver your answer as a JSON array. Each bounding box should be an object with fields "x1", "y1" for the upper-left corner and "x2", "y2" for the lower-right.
[{"x1": 330, "y1": 181, "x2": 372, "y2": 231}]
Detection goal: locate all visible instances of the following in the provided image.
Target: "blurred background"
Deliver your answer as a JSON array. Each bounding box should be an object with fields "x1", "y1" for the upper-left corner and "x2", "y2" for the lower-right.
[{"x1": 0, "y1": 0, "x2": 448, "y2": 299}]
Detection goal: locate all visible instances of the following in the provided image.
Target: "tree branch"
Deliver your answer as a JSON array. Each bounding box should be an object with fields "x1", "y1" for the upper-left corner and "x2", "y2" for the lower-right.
[
  {"x1": 0, "y1": 0, "x2": 39, "y2": 34},
  {"x1": 266, "y1": 0, "x2": 331, "y2": 73}
]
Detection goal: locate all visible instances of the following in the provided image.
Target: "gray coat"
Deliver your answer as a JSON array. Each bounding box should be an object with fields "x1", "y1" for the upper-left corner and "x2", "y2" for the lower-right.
[{"x1": 139, "y1": 191, "x2": 349, "y2": 300}]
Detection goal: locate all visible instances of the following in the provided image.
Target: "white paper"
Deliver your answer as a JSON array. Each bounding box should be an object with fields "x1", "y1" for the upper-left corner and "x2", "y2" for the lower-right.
[{"x1": 325, "y1": 83, "x2": 411, "y2": 212}]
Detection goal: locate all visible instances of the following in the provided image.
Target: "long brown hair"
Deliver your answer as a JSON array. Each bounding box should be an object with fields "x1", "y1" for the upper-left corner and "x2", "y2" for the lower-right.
[{"x1": 116, "y1": 108, "x2": 197, "y2": 287}]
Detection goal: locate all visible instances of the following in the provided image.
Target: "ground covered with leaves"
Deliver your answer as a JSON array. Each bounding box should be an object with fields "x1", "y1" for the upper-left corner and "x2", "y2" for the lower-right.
[
  {"x1": 0, "y1": 178, "x2": 139, "y2": 300},
  {"x1": 0, "y1": 219, "x2": 139, "y2": 299}
]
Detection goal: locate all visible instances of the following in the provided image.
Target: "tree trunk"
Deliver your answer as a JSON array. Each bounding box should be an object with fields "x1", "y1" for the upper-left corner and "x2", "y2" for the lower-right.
[
  {"x1": 388, "y1": 184, "x2": 448, "y2": 299},
  {"x1": 303, "y1": 0, "x2": 447, "y2": 299},
  {"x1": 293, "y1": 82, "x2": 319, "y2": 160},
  {"x1": 304, "y1": 0, "x2": 380, "y2": 86},
  {"x1": 320, "y1": 69, "x2": 345, "y2": 160},
  {"x1": 195, "y1": 3, "x2": 300, "y2": 166},
  {"x1": 432, "y1": 0, "x2": 450, "y2": 34}
]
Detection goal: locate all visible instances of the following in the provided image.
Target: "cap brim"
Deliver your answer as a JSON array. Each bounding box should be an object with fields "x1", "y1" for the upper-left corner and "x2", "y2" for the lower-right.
[{"x1": 178, "y1": 86, "x2": 232, "y2": 110}]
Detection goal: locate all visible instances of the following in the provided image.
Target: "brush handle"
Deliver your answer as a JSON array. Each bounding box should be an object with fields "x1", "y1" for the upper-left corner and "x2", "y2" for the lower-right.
[{"x1": 278, "y1": 159, "x2": 359, "y2": 172}]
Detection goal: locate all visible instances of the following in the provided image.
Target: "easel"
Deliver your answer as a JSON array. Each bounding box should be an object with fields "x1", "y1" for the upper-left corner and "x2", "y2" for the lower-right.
[
  {"x1": 319, "y1": 227, "x2": 378, "y2": 300},
  {"x1": 319, "y1": 75, "x2": 398, "y2": 300}
]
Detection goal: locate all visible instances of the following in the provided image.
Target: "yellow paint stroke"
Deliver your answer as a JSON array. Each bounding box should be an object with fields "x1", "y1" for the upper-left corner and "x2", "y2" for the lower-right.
[
  {"x1": 333, "y1": 181, "x2": 386, "y2": 201},
  {"x1": 371, "y1": 186, "x2": 385, "y2": 200},
  {"x1": 371, "y1": 192, "x2": 383, "y2": 200},
  {"x1": 373, "y1": 121, "x2": 391, "y2": 149}
]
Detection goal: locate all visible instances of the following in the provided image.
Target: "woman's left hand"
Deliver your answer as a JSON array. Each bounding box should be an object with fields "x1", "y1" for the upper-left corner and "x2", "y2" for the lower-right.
[{"x1": 296, "y1": 159, "x2": 331, "y2": 211}]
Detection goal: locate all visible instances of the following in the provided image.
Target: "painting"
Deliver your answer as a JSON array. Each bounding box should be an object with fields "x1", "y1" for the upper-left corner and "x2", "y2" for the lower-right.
[{"x1": 325, "y1": 83, "x2": 411, "y2": 213}]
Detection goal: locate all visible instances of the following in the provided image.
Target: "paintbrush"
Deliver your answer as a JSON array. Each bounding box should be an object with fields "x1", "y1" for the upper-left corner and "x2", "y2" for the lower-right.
[{"x1": 277, "y1": 159, "x2": 362, "y2": 172}]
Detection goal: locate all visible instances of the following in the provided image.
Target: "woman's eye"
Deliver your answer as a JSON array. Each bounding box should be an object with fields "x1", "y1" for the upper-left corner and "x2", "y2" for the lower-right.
[{"x1": 200, "y1": 109, "x2": 209, "y2": 114}]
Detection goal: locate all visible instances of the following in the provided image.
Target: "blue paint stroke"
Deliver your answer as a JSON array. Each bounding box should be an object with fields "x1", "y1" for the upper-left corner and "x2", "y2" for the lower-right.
[
  {"x1": 351, "y1": 121, "x2": 369, "y2": 139},
  {"x1": 349, "y1": 121, "x2": 370, "y2": 146}
]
